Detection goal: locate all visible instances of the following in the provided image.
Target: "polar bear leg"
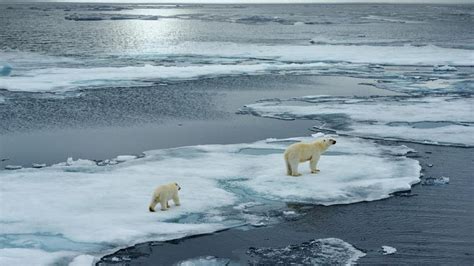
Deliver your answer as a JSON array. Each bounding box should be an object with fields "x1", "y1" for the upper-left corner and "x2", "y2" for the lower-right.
[
  {"x1": 160, "y1": 199, "x2": 168, "y2": 211},
  {"x1": 173, "y1": 194, "x2": 181, "y2": 206},
  {"x1": 289, "y1": 159, "x2": 301, "y2": 176},
  {"x1": 285, "y1": 159, "x2": 292, "y2": 175},
  {"x1": 310, "y1": 154, "x2": 320, "y2": 174},
  {"x1": 148, "y1": 197, "x2": 159, "y2": 212}
]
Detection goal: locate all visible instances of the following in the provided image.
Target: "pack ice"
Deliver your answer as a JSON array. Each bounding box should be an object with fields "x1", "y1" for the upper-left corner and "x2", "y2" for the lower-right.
[
  {"x1": 238, "y1": 96, "x2": 474, "y2": 147},
  {"x1": 0, "y1": 135, "x2": 420, "y2": 265}
]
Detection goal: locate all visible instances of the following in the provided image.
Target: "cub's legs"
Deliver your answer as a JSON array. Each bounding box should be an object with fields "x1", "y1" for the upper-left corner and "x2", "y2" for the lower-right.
[
  {"x1": 173, "y1": 194, "x2": 181, "y2": 206},
  {"x1": 160, "y1": 198, "x2": 169, "y2": 211},
  {"x1": 148, "y1": 197, "x2": 159, "y2": 212}
]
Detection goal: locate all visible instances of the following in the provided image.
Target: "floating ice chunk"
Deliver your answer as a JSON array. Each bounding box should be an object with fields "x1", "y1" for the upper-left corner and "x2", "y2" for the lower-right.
[
  {"x1": 176, "y1": 256, "x2": 235, "y2": 266},
  {"x1": 63, "y1": 157, "x2": 96, "y2": 167},
  {"x1": 114, "y1": 155, "x2": 137, "y2": 162},
  {"x1": 433, "y1": 65, "x2": 457, "y2": 72},
  {"x1": 293, "y1": 21, "x2": 305, "y2": 26},
  {"x1": 247, "y1": 238, "x2": 365, "y2": 265},
  {"x1": 422, "y1": 176, "x2": 449, "y2": 185},
  {"x1": 382, "y1": 245, "x2": 397, "y2": 255},
  {"x1": 0, "y1": 64, "x2": 12, "y2": 76},
  {"x1": 32, "y1": 163, "x2": 47, "y2": 168},
  {"x1": 233, "y1": 202, "x2": 263, "y2": 210},
  {"x1": 4, "y1": 165, "x2": 22, "y2": 170}
]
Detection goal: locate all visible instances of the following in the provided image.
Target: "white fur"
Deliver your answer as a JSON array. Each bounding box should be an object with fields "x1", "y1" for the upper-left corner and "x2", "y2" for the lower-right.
[
  {"x1": 148, "y1": 182, "x2": 181, "y2": 212},
  {"x1": 284, "y1": 138, "x2": 336, "y2": 176}
]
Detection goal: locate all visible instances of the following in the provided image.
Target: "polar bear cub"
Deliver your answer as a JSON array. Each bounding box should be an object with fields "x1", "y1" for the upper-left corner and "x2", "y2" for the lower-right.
[
  {"x1": 149, "y1": 182, "x2": 181, "y2": 212},
  {"x1": 284, "y1": 138, "x2": 336, "y2": 176}
]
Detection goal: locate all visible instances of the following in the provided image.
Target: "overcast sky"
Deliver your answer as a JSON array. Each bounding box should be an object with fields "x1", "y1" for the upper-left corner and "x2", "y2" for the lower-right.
[{"x1": 1, "y1": 0, "x2": 472, "y2": 3}]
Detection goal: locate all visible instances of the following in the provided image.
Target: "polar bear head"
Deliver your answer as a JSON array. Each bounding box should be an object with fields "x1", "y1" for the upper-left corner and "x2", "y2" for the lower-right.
[
  {"x1": 174, "y1": 182, "x2": 181, "y2": 191},
  {"x1": 315, "y1": 138, "x2": 336, "y2": 152}
]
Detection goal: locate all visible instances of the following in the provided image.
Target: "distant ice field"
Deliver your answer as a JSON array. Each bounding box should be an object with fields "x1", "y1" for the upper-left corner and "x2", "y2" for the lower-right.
[
  {"x1": 0, "y1": 135, "x2": 420, "y2": 265},
  {"x1": 0, "y1": 43, "x2": 472, "y2": 93},
  {"x1": 239, "y1": 96, "x2": 474, "y2": 147}
]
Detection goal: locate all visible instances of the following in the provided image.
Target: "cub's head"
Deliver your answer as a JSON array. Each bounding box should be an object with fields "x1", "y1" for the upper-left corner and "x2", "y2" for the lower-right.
[
  {"x1": 322, "y1": 138, "x2": 336, "y2": 145},
  {"x1": 174, "y1": 182, "x2": 181, "y2": 191}
]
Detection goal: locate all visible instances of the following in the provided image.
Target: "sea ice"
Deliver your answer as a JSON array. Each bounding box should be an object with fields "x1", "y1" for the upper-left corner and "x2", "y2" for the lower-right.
[
  {"x1": 238, "y1": 96, "x2": 474, "y2": 147},
  {"x1": 0, "y1": 135, "x2": 419, "y2": 264},
  {"x1": 4, "y1": 165, "x2": 22, "y2": 170},
  {"x1": 381, "y1": 245, "x2": 397, "y2": 255},
  {"x1": 32, "y1": 163, "x2": 47, "y2": 168},
  {"x1": 433, "y1": 65, "x2": 457, "y2": 72},
  {"x1": 114, "y1": 155, "x2": 137, "y2": 162},
  {"x1": 176, "y1": 256, "x2": 237, "y2": 266},
  {"x1": 422, "y1": 176, "x2": 450, "y2": 185},
  {"x1": 247, "y1": 238, "x2": 366, "y2": 265},
  {"x1": 1, "y1": 44, "x2": 472, "y2": 93}
]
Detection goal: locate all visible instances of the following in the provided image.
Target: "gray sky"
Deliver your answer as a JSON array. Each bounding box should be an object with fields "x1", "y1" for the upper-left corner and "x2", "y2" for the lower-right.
[{"x1": 1, "y1": 0, "x2": 472, "y2": 3}]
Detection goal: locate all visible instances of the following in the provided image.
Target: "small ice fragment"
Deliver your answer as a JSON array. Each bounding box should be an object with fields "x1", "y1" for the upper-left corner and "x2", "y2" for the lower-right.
[
  {"x1": 251, "y1": 222, "x2": 266, "y2": 227},
  {"x1": 0, "y1": 64, "x2": 13, "y2": 76},
  {"x1": 427, "y1": 163, "x2": 433, "y2": 167},
  {"x1": 115, "y1": 155, "x2": 137, "y2": 162},
  {"x1": 32, "y1": 163, "x2": 47, "y2": 168},
  {"x1": 283, "y1": 210, "x2": 296, "y2": 215},
  {"x1": 293, "y1": 21, "x2": 305, "y2": 26},
  {"x1": 5, "y1": 165, "x2": 22, "y2": 170},
  {"x1": 265, "y1": 138, "x2": 277, "y2": 142},
  {"x1": 422, "y1": 176, "x2": 449, "y2": 185},
  {"x1": 433, "y1": 65, "x2": 457, "y2": 72},
  {"x1": 382, "y1": 245, "x2": 397, "y2": 255},
  {"x1": 96, "y1": 161, "x2": 107, "y2": 166},
  {"x1": 66, "y1": 157, "x2": 74, "y2": 166},
  {"x1": 108, "y1": 160, "x2": 118, "y2": 165}
]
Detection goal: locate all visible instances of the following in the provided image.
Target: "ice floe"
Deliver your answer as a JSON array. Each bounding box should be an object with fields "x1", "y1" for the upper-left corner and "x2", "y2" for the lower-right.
[
  {"x1": 422, "y1": 176, "x2": 450, "y2": 185},
  {"x1": 4, "y1": 165, "x2": 22, "y2": 170},
  {"x1": 247, "y1": 238, "x2": 366, "y2": 265},
  {"x1": 32, "y1": 163, "x2": 47, "y2": 168},
  {"x1": 363, "y1": 15, "x2": 424, "y2": 24},
  {"x1": 381, "y1": 245, "x2": 397, "y2": 255},
  {"x1": 0, "y1": 135, "x2": 419, "y2": 264},
  {"x1": 176, "y1": 256, "x2": 237, "y2": 266},
  {"x1": 433, "y1": 65, "x2": 457, "y2": 72},
  {"x1": 238, "y1": 96, "x2": 474, "y2": 147},
  {"x1": 65, "y1": 14, "x2": 158, "y2": 21},
  {"x1": 1, "y1": 44, "x2": 472, "y2": 93}
]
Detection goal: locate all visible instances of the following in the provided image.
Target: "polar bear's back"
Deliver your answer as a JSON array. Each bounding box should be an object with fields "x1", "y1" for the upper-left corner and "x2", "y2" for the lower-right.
[
  {"x1": 153, "y1": 183, "x2": 178, "y2": 200},
  {"x1": 284, "y1": 141, "x2": 320, "y2": 162}
]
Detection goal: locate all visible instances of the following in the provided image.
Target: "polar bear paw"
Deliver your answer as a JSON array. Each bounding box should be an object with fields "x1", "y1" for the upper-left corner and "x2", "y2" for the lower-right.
[{"x1": 311, "y1": 169, "x2": 320, "y2": 174}]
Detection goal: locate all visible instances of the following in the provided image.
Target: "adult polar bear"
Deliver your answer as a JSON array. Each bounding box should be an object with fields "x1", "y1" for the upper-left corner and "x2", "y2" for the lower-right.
[{"x1": 284, "y1": 138, "x2": 336, "y2": 176}]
